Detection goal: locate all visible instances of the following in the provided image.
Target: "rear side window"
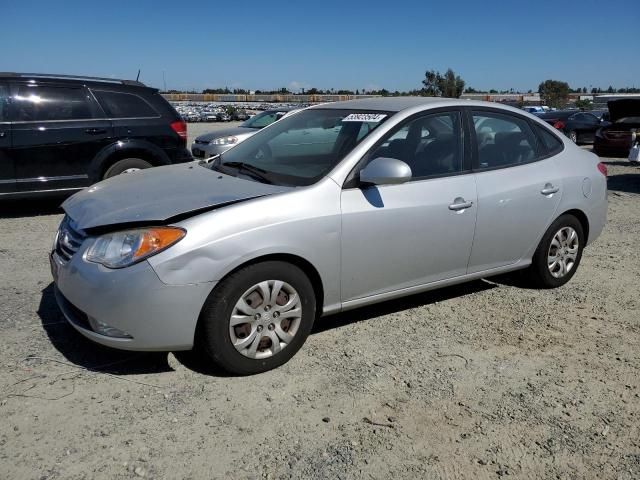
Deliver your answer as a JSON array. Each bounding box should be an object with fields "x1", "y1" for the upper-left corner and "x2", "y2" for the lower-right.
[
  {"x1": 12, "y1": 85, "x2": 94, "y2": 121},
  {"x1": 0, "y1": 84, "x2": 8, "y2": 121},
  {"x1": 534, "y1": 124, "x2": 564, "y2": 156},
  {"x1": 472, "y1": 111, "x2": 538, "y2": 169},
  {"x1": 92, "y1": 90, "x2": 158, "y2": 118}
]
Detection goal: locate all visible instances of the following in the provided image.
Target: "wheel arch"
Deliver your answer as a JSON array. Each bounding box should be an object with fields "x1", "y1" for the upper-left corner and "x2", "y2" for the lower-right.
[
  {"x1": 204, "y1": 253, "x2": 325, "y2": 318},
  {"x1": 89, "y1": 139, "x2": 172, "y2": 181},
  {"x1": 558, "y1": 208, "x2": 590, "y2": 243}
]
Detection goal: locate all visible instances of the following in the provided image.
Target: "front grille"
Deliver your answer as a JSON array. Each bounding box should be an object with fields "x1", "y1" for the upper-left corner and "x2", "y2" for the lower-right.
[{"x1": 55, "y1": 216, "x2": 86, "y2": 262}]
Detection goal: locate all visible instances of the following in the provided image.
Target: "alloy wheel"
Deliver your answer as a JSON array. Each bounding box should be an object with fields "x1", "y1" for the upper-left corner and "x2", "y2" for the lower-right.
[{"x1": 547, "y1": 226, "x2": 579, "y2": 278}]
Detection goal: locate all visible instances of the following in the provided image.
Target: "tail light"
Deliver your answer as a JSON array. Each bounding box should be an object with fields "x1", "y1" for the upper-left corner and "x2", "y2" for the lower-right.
[
  {"x1": 170, "y1": 120, "x2": 188, "y2": 144},
  {"x1": 597, "y1": 162, "x2": 608, "y2": 177},
  {"x1": 553, "y1": 120, "x2": 565, "y2": 130}
]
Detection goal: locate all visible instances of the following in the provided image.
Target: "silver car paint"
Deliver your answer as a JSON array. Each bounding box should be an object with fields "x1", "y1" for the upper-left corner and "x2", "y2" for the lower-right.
[
  {"x1": 62, "y1": 162, "x2": 292, "y2": 230},
  {"x1": 52, "y1": 98, "x2": 607, "y2": 351}
]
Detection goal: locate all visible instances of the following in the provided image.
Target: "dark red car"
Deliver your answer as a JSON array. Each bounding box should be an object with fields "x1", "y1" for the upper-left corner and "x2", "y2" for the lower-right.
[{"x1": 594, "y1": 99, "x2": 640, "y2": 157}]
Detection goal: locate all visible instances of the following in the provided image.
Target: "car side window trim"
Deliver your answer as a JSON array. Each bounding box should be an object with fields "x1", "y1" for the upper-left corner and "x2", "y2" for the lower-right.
[
  {"x1": 89, "y1": 89, "x2": 161, "y2": 120},
  {"x1": 343, "y1": 107, "x2": 470, "y2": 189},
  {"x1": 465, "y1": 107, "x2": 561, "y2": 173},
  {"x1": 8, "y1": 83, "x2": 104, "y2": 123}
]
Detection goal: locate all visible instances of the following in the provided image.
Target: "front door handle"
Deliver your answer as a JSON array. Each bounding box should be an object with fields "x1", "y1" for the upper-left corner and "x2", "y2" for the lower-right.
[
  {"x1": 85, "y1": 128, "x2": 107, "y2": 135},
  {"x1": 0, "y1": 131, "x2": 6, "y2": 138},
  {"x1": 540, "y1": 183, "x2": 560, "y2": 196},
  {"x1": 448, "y1": 197, "x2": 474, "y2": 211}
]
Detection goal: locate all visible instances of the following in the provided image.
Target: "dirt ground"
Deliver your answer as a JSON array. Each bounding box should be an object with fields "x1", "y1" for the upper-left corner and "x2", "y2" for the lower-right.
[{"x1": 0, "y1": 153, "x2": 638, "y2": 480}]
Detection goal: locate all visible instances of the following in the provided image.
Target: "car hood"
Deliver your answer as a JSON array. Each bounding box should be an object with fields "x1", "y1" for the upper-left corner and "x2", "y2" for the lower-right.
[
  {"x1": 608, "y1": 99, "x2": 640, "y2": 123},
  {"x1": 62, "y1": 163, "x2": 291, "y2": 230},
  {"x1": 195, "y1": 126, "x2": 257, "y2": 142}
]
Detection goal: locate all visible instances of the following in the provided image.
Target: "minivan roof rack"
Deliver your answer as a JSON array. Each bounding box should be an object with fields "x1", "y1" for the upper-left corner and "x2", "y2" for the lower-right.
[{"x1": 0, "y1": 72, "x2": 146, "y2": 87}]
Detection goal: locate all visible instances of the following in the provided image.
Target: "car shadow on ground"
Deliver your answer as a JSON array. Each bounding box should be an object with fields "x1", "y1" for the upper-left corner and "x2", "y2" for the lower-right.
[
  {"x1": 312, "y1": 279, "x2": 497, "y2": 334},
  {"x1": 607, "y1": 172, "x2": 640, "y2": 195},
  {"x1": 38, "y1": 279, "x2": 500, "y2": 378},
  {"x1": 0, "y1": 196, "x2": 66, "y2": 218},
  {"x1": 38, "y1": 283, "x2": 174, "y2": 375}
]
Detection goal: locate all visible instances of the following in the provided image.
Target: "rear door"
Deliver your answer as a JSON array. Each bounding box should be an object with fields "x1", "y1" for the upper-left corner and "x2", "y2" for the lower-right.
[
  {"x1": 467, "y1": 109, "x2": 563, "y2": 273},
  {"x1": 10, "y1": 83, "x2": 112, "y2": 192},
  {"x1": 0, "y1": 82, "x2": 14, "y2": 194}
]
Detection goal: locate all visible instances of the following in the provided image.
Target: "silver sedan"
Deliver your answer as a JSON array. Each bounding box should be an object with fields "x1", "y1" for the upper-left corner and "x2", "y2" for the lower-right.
[{"x1": 51, "y1": 98, "x2": 607, "y2": 374}]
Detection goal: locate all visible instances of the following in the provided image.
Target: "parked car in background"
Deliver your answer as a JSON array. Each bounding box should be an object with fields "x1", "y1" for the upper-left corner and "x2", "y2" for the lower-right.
[
  {"x1": 191, "y1": 107, "x2": 296, "y2": 158},
  {"x1": 216, "y1": 112, "x2": 231, "y2": 122},
  {"x1": 536, "y1": 110, "x2": 602, "y2": 144},
  {"x1": 0, "y1": 72, "x2": 191, "y2": 198},
  {"x1": 52, "y1": 98, "x2": 607, "y2": 374},
  {"x1": 232, "y1": 110, "x2": 250, "y2": 121},
  {"x1": 594, "y1": 99, "x2": 640, "y2": 157},
  {"x1": 522, "y1": 106, "x2": 547, "y2": 114}
]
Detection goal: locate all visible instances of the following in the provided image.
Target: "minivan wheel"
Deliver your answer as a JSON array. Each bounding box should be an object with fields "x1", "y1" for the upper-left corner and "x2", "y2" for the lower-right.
[
  {"x1": 529, "y1": 214, "x2": 584, "y2": 288},
  {"x1": 103, "y1": 158, "x2": 152, "y2": 179},
  {"x1": 198, "y1": 261, "x2": 316, "y2": 375}
]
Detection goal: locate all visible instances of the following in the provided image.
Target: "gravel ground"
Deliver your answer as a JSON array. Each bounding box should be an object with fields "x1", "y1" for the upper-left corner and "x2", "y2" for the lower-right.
[{"x1": 0, "y1": 154, "x2": 638, "y2": 480}]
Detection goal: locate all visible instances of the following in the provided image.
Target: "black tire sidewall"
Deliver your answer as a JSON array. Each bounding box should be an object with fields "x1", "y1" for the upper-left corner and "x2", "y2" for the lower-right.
[
  {"x1": 531, "y1": 214, "x2": 584, "y2": 288},
  {"x1": 103, "y1": 158, "x2": 152, "y2": 179},
  {"x1": 199, "y1": 261, "x2": 316, "y2": 375}
]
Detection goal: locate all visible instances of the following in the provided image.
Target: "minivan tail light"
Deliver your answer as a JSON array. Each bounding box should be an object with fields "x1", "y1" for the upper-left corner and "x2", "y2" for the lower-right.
[
  {"x1": 553, "y1": 120, "x2": 565, "y2": 130},
  {"x1": 170, "y1": 120, "x2": 188, "y2": 142},
  {"x1": 597, "y1": 162, "x2": 608, "y2": 177}
]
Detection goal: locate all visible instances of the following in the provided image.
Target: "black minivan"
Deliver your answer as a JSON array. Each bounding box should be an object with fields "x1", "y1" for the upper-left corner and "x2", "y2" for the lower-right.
[{"x1": 0, "y1": 72, "x2": 191, "y2": 198}]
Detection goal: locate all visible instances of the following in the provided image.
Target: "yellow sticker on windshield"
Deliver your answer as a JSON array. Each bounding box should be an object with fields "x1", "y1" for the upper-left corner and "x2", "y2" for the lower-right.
[{"x1": 342, "y1": 113, "x2": 387, "y2": 122}]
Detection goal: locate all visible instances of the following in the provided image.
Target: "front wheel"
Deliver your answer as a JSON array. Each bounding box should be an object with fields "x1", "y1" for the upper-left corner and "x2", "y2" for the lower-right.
[
  {"x1": 198, "y1": 261, "x2": 316, "y2": 375},
  {"x1": 528, "y1": 214, "x2": 584, "y2": 288}
]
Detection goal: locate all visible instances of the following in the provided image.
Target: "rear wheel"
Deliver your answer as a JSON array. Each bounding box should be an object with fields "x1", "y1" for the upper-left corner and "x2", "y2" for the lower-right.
[
  {"x1": 568, "y1": 130, "x2": 578, "y2": 144},
  {"x1": 103, "y1": 158, "x2": 152, "y2": 179},
  {"x1": 528, "y1": 214, "x2": 584, "y2": 288},
  {"x1": 198, "y1": 261, "x2": 316, "y2": 375}
]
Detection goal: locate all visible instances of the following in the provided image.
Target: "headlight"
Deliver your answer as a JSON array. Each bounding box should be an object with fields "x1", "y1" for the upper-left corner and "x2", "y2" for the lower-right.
[
  {"x1": 85, "y1": 227, "x2": 186, "y2": 268},
  {"x1": 211, "y1": 136, "x2": 238, "y2": 145}
]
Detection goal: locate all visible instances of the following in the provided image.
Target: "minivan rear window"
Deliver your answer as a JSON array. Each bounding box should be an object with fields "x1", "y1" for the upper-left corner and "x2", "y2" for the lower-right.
[{"x1": 92, "y1": 90, "x2": 158, "y2": 118}]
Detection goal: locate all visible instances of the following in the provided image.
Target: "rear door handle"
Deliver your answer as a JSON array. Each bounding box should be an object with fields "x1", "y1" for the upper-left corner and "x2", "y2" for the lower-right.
[
  {"x1": 540, "y1": 183, "x2": 559, "y2": 195},
  {"x1": 0, "y1": 131, "x2": 5, "y2": 138},
  {"x1": 448, "y1": 197, "x2": 474, "y2": 211},
  {"x1": 85, "y1": 128, "x2": 107, "y2": 135}
]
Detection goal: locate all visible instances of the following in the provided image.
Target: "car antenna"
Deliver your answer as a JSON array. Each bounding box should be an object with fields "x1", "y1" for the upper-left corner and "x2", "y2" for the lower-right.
[{"x1": 136, "y1": 69, "x2": 141, "y2": 82}]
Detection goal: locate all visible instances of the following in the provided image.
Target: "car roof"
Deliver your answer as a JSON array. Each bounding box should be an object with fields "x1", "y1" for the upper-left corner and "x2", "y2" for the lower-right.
[
  {"x1": 0, "y1": 72, "x2": 152, "y2": 91},
  {"x1": 309, "y1": 96, "x2": 535, "y2": 114}
]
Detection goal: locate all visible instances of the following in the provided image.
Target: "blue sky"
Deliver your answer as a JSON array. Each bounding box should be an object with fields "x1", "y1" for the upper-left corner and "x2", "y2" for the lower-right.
[{"x1": 2, "y1": 0, "x2": 637, "y2": 92}]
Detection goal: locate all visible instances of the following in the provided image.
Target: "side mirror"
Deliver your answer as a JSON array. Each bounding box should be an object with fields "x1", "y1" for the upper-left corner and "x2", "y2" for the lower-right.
[{"x1": 359, "y1": 157, "x2": 412, "y2": 186}]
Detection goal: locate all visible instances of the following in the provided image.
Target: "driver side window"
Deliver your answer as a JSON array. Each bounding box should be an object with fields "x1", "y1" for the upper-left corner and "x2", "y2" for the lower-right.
[{"x1": 368, "y1": 111, "x2": 463, "y2": 180}]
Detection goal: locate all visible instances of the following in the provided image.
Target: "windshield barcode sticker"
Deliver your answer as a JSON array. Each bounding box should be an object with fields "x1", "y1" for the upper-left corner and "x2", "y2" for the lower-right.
[{"x1": 342, "y1": 113, "x2": 387, "y2": 122}]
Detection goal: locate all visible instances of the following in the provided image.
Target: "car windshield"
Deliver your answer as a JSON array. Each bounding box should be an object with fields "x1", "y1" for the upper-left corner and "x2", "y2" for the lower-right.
[
  {"x1": 241, "y1": 110, "x2": 286, "y2": 129},
  {"x1": 208, "y1": 108, "x2": 390, "y2": 186}
]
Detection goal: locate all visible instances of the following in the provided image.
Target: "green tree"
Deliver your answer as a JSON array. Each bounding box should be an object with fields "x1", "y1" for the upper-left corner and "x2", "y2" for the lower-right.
[
  {"x1": 574, "y1": 99, "x2": 593, "y2": 110},
  {"x1": 421, "y1": 68, "x2": 465, "y2": 98},
  {"x1": 538, "y1": 80, "x2": 571, "y2": 108}
]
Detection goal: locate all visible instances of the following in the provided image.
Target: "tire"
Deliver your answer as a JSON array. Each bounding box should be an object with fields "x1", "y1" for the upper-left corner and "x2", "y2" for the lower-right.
[
  {"x1": 528, "y1": 214, "x2": 584, "y2": 288},
  {"x1": 198, "y1": 261, "x2": 316, "y2": 375},
  {"x1": 568, "y1": 130, "x2": 578, "y2": 144},
  {"x1": 103, "y1": 158, "x2": 152, "y2": 179}
]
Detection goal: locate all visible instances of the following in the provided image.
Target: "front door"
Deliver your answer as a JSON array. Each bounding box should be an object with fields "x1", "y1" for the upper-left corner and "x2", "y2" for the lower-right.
[
  {"x1": 10, "y1": 83, "x2": 112, "y2": 192},
  {"x1": 0, "y1": 82, "x2": 14, "y2": 194},
  {"x1": 340, "y1": 110, "x2": 477, "y2": 302}
]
